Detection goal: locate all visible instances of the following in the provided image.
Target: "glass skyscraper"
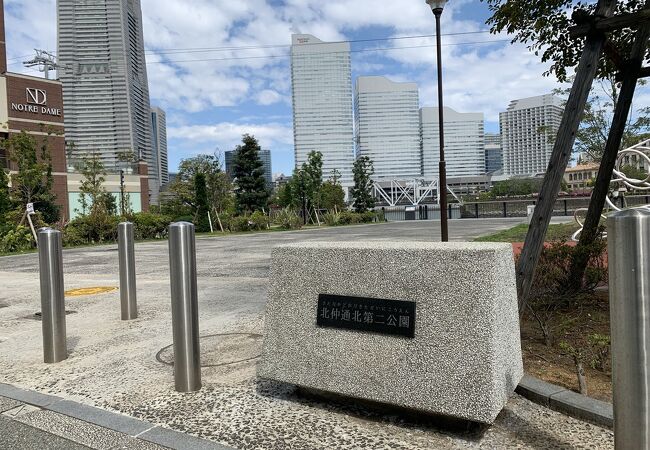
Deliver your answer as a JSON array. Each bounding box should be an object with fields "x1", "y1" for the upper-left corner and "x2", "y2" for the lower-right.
[
  {"x1": 290, "y1": 34, "x2": 354, "y2": 185},
  {"x1": 484, "y1": 133, "x2": 503, "y2": 174},
  {"x1": 355, "y1": 76, "x2": 421, "y2": 180}
]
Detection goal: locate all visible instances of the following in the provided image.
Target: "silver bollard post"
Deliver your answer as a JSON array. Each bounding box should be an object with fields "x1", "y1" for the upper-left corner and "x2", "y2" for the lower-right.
[
  {"x1": 118, "y1": 222, "x2": 137, "y2": 320},
  {"x1": 37, "y1": 228, "x2": 67, "y2": 363},
  {"x1": 168, "y1": 221, "x2": 201, "y2": 392},
  {"x1": 608, "y1": 208, "x2": 650, "y2": 448}
]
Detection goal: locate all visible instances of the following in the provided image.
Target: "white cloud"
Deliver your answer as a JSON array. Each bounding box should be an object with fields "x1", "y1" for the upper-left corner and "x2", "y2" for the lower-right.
[
  {"x1": 255, "y1": 89, "x2": 283, "y2": 105},
  {"x1": 418, "y1": 44, "x2": 564, "y2": 122},
  {"x1": 4, "y1": 0, "x2": 57, "y2": 76},
  {"x1": 169, "y1": 122, "x2": 293, "y2": 148}
]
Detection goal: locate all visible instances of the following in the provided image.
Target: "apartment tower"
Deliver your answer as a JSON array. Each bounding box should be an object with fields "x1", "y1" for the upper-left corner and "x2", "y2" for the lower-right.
[{"x1": 499, "y1": 94, "x2": 563, "y2": 176}]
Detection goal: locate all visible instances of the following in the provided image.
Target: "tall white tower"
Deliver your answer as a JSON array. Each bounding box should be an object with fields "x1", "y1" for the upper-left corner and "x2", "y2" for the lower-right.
[
  {"x1": 355, "y1": 76, "x2": 421, "y2": 180},
  {"x1": 500, "y1": 94, "x2": 563, "y2": 176},
  {"x1": 151, "y1": 107, "x2": 168, "y2": 186},
  {"x1": 421, "y1": 107, "x2": 485, "y2": 178},
  {"x1": 57, "y1": 0, "x2": 158, "y2": 201},
  {"x1": 290, "y1": 34, "x2": 355, "y2": 184}
]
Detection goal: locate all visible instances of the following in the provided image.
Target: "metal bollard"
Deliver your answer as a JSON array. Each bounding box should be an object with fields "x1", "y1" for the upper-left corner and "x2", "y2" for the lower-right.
[
  {"x1": 168, "y1": 221, "x2": 201, "y2": 392},
  {"x1": 118, "y1": 222, "x2": 137, "y2": 320},
  {"x1": 37, "y1": 228, "x2": 67, "y2": 363},
  {"x1": 608, "y1": 208, "x2": 650, "y2": 448}
]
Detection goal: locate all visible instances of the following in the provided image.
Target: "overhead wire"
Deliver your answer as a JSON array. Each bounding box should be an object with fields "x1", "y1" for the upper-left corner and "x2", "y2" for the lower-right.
[
  {"x1": 4, "y1": 30, "x2": 510, "y2": 70},
  {"x1": 142, "y1": 30, "x2": 492, "y2": 55},
  {"x1": 146, "y1": 39, "x2": 511, "y2": 65}
]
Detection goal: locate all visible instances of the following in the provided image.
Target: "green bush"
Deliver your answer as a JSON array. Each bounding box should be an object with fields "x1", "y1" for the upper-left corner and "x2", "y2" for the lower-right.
[
  {"x1": 273, "y1": 208, "x2": 303, "y2": 230},
  {"x1": 229, "y1": 215, "x2": 252, "y2": 232},
  {"x1": 323, "y1": 211, "x2": 340, "y2": 226},
  {"x1": 249, "y1": 210, "x2": 269, "y2": 230},
  {"x1": 171, "y1": 215, "x2": 194, "y2": 223},
  {"x1": 530, "y1": 240, "x2": 607, "y2": 299},
  {"x1": 64, "y1": 213, "x2": 119, "y2": 246},
  {"x1": 0, "y1": 225, "x2": 33, "y2": 253},
  {"x1": 131, "y1": 212, "x2": 170, "y2": 240},
  {"x1": 360, "y1": 211, "x2": 378, "y2": 223},
  {"x1": 340, "y1": 211, "x2": 363, "y2": 225},
  {"x1": 323, "y1": 210, "x2": 377, "y2": 226}
]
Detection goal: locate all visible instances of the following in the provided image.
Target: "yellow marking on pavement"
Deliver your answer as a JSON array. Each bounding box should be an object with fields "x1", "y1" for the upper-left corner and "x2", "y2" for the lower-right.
[{"x1": 65, "y1": 286, "x2": 118, "y2": 297}]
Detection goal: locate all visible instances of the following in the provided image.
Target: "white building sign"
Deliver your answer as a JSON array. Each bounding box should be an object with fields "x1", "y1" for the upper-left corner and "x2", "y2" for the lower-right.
[{"x1": 11, "y1": 88, "x2": 61, "y2": 117}]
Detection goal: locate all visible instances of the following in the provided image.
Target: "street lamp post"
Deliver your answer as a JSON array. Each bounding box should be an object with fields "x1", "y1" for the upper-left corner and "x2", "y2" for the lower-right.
[{"x1": 426, "y1": 0, "x2": 449, "y2": 241}]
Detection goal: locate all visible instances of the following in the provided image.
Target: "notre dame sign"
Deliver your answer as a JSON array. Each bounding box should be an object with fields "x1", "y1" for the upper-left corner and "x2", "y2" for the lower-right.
[{"x1": 11, "y1": 88, "x2": 61, "y2": 117}]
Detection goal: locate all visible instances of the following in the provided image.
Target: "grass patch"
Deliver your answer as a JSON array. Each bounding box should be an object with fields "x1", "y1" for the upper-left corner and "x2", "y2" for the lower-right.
[{"x1": 475, "y1": 222, "x2": 580, "y2": 243}]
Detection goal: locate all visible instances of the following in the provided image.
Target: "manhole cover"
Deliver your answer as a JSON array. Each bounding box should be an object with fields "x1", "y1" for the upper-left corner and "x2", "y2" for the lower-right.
[
  {"x1": 30, "y1": 310, "x2": 77, "y2": 320},
  {"x1": 65, "y1": 286, "x2": 118, "y2": 297},
  {"x1": 156, "y1": 333, "x2": 263, "y2": 368}
]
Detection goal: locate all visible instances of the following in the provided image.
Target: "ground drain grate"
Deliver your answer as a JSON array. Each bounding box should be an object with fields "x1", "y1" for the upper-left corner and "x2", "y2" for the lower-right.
[{"x1": 156, "y1": 332, "x2": 263, "y2": 368}]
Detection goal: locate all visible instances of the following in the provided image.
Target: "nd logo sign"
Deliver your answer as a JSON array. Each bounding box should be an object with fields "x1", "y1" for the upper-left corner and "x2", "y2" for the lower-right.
[{"x1": 26, "y1": 88, "x2": 47, "y2": 105}]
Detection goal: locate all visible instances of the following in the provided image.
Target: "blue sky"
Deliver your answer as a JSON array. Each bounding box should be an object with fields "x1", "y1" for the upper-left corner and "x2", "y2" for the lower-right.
[{"x1": 6, "y1": 0, "x2": 646, "y2": 177}]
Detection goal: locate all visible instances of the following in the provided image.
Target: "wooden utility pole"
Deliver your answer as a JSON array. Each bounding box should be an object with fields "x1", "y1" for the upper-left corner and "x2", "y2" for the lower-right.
[
  {"x1": 516, "y1": 0, "x2": 617, "y2": 313},
  {"x1": 568, "y1": 2, "x2": 650, "y2": 292}
]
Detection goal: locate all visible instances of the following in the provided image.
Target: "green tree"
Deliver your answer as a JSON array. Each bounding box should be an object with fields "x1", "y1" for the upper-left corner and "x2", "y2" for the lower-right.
[
  {"x1": 482, "y1": 1, "x2": 649, "y2": 82},
  {"x1": 491, "y1": 178, "x2": 544, "y2": 197},
  {"x1": 194, "y1": 172, "x2": 211, "y2": 231},
  {"x1": 5, "y1": 131, "x2": 59, "y2": 224},
  {"x1": 232, "y1": 134, "x2": 269, "y2": 213},
  {"x1": 0, "y1": 168, "x2": 11, "y2": 224},
  {"x1": 276, "y1": 182, "x2": 294, "y2": 208},
  {"x1": 164, "y1": 152, "x2": 233, "y2": 218},
  {"x1": 620, "y1": 164, "x2": 648, "y2": 182},
  {"x1": 555, "y1": 80, "x2": 650, "y2": 163},
  {"x1": 77, "y1": 153, "x2": 109, "y2": 215},
  {"x1": 302, "y1": 151, "x2": 323, "y2": 210},
  {"x1": 277, "y1": 151, "x2": 326, "y2": 218},
  {"x1": 320, "y1": 171, "x2": 345, "y2": 212},
  {"x1": 351, "y1": 156, "x2": 375, "y2": 213}
]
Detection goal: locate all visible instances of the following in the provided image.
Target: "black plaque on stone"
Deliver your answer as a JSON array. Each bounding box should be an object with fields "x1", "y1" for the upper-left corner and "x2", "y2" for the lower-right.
[{"x1": 316, "y1": 294, "x2": 416, "y2": 338}]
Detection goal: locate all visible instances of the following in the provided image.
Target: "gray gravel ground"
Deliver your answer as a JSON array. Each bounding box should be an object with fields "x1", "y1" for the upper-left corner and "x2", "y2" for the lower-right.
[{"x1": 0, "y1": 219, "x2": 612, "y2": 449}]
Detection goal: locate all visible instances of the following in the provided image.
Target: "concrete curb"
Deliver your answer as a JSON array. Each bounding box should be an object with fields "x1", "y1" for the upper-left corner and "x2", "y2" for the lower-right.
[
  {"x1": 0, "y1": 382, "x2": 234, "y2": 450},
  {"x1": 516, "y1": 375, "x2": 613, "y2": 428},
  {"x1": 1, "y1": 376, "x2": 612, "y2": 447}
]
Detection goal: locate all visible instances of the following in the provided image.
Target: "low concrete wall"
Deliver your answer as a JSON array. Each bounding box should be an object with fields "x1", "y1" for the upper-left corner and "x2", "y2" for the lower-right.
[{"x1": 259, "y1": 242, "x2": 524, "y2": 424}]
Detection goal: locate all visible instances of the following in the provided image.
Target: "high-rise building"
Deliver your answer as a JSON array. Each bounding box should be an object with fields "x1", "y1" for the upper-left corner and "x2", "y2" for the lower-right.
[
  {"x1": 259, "y1": 149, "x2": 272, "y2": 188},
  {"x1": 225, "y1": 148, "x2": 272, "y2": 188},
  {"x1": 150, "y1": 107, "x2": 168, "y2": 187},
  {"x1": 484, "y1": 133, "x2": 503, "y2": 174},
  {"x1": 355, "y1": 76, "x2": 421, "y2": 180},
  {"x1": 500, "y1": 94, "x2": 563, "y2": 176},
  {"x1": 57, "y1": 0, "x2": 158, "y2": 201},
  {"x1": 224, "y1": 150, "x2": 235, "y2": 179},
  {"x1": 420, "y1": 107, "x2": 485, "y2": 178},
  {"x1": 290, "y1": 34, "x2": 354, "y2": 185}
]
